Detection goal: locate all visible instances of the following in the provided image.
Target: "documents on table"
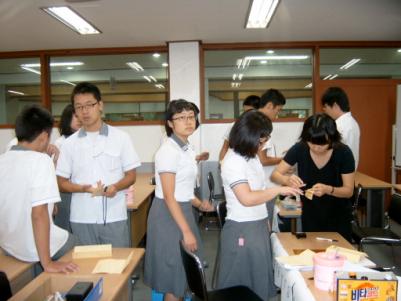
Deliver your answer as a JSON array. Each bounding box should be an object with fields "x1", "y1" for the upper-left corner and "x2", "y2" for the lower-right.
[
  {"x1": 92, "y1": 251, "x2": 133, "y2": 274},
  {"x1": 72, "y1": 244, "x2": 112, "y2": 259},
  {"x1": 325, "y1": 245, "x2": 367, "y2": 263}
]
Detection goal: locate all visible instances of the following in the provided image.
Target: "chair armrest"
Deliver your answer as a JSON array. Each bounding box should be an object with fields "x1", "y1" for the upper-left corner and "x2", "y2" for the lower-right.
[{"x1": 359, "y1": 236, "x2": 401, "y2": 251}]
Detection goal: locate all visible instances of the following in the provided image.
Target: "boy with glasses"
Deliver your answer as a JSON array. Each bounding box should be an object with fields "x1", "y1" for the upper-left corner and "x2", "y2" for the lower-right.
[{"x1": 56, "y1": 82, "x2": 141, "y2": 247}]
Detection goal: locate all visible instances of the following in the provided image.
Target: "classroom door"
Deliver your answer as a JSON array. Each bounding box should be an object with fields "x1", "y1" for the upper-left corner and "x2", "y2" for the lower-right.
[{"x1": 315, "y1": 79, "x2": 397, "y2": 182}]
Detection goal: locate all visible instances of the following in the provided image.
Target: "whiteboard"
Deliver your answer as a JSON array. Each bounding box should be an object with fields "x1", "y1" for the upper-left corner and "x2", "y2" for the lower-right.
[{"x1": 396, "y1": 85, "x2": 401, "y2": 167}]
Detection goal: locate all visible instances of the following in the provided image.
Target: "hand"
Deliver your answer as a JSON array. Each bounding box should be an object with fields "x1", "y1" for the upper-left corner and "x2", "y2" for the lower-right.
[
  {"x1": 104, "y1": 185, "x2": 118, "y2": 198},
  {"x1": 311, "y1": 183, "x2": 330, "y2": 197},
  {"x1": 43, "y1": 260, "x2": 79, "y2": 274},
  {"x1": 279, "y1": 186, "x2": 303, "y2": 197},
  {"x1": 91, "y1": 181, "x2": 105, "y2": 197},
  {"x1": 199, "y1": 200, "x2": 215, "y2": 212},
  {"x1": 47, "y1": 144, "x2": 60, "y2": 163},
  {"x1": 196, "y1": 151, "x2": 209, "y2": 162},
  {"x1": 183, "y1": 230, "x2": 197, "y2": 252},
  {"x1": 286, "y1": 174, "x2": 305, "y2": 188}
]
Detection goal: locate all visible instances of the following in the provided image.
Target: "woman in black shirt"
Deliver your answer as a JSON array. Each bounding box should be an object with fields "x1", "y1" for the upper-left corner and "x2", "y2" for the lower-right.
[{"x1": 271, "y1": 113, "x2": 355, "y2": 241}]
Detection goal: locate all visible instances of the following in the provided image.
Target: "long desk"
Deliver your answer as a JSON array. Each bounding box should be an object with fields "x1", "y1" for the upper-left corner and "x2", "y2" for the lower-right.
[
  {"x1": 272, "y1": 232, "x2": 374, "y2": 301},
  {"x1": 0, "y1": 250, "x2": 34, "y2": 295},
  {"x1": 10, "y1": 248, "x2": 145, "y2": 301},
  {"x1": 355, "y1": 171, "x2": 392, "y2": 227},
  {"x1": 127, "y1": 173, "x2": 155, "y2": 247},
  {"x1": 393, "y1": 184, "x2": 401, "y2": 192}
]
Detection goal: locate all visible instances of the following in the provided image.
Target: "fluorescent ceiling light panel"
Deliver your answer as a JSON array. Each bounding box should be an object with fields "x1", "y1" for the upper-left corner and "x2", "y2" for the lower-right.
[
  {"x1": 323, "y1": 74, "x2": 332, "y2": 80},
  {"x1": 246, "y1": 55, "x2": 309, "y2": 60},
  {"x1": 340, "y1": 58, "x2": 360, "y2": 70},
  {"x1": 246, "y1": 0, "x2": 280, "y2": 28},
  {"x1": 155, "y1": 84, "x2": 165, "y2": 89},
  {"x1": 22, "y1": 62, "x2": 83, "y2": 67},
  {"x1": 238, "y1": 74, "x2": 244, "y2": 80},
  {"x1": 266, "y1": 50, "x2": 275, "y2": 54},
  {"x1": 397, "y1": 49, "x2": 401, "y2": 53},
  {"x1": 127, "y1": 62, "x2": 144, "y2": 71},
  {"x1": 143, "y1": 76, "x2": 152, "y2": 83},
  {"x1": 42, "y1": 6, "x2": 101, "y2": 35},
  {"x1": 231, "y1": 82, "x2": 241, "y2": 88},
  {"x1": 8, "y1": 90, "x2": 25, "y2": 95},
  {"x1": 21, "y1": 66, "x2": 41, "y2": 75},
  {"x1": 153, "y1": 53, "x2": 161, "y2": 58},
  {"x1": 162, "y1": 63, "x2": 168, "y2": 67},
  {"x1": 304, "y1": 83, "x2": 312, "y2": 88},
  {"x1": 60, "y1": 80, "x2": 76, "y2": 86},
  {"x1": 329, "y1": 74, "x2": 338, "y2": 80},
  {"x1": 149, "y1": 76, "x2": 157, "y2": 83},
  {"x1": 232, "y1": 74, "x2": 237, "y2": 80}
]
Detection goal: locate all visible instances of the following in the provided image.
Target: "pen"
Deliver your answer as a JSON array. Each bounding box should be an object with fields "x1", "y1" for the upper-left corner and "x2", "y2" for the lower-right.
[{"x1": 316, "y1": 237, "x2": 338, "y2": 242}]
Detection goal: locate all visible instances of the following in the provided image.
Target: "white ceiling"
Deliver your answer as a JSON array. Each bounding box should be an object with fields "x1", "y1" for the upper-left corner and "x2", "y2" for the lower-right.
[{"x1": 0, "y1": 0, "x2": 400, "y2": 52}]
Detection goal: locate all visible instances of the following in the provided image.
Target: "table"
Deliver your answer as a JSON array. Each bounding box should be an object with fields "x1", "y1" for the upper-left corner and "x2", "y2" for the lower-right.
[
  {"x1": 355, "y1": 172, "x2": 392, "y2": 227},
  {"x1": 0, "y1": 250, "x2": 34, "y2": 295},
  {"x1": 277, "y1": 202, "x2": 302, "y2": 233},
  {"x1": 127, "y1": 173, "x2": 155, "y2": 247},
  {"x1": 10, "y1": 248, "x2": 145, "y2": 301},
  {"x1": 393, "y1": 184, "x2": 401, "y2": 192},
  {"x1": 272, "y1": 232, "x2": 375, "y2": 301}
]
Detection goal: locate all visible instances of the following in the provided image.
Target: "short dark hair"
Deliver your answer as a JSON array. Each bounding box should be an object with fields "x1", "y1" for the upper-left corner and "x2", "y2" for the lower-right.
[
  {"x1": 259, "y1": 89, "x2": 286, "y2": 108},
  {"x1": 229, "y1": 110, "x2": 272, "y2": 159},
  {"x1": 59, "y1": 104, "x2": 76, "y2": 137},
  {"x1": 15, "y1": 105, "x2": 54, "y2": 142},
  {"x1": 300, "y1": 113, "x2": 342, "y2": 149},
  {"x1": 243, "y1": 95, "x2": 260, "y2": 109},
  {"x1": 164, "y1": 99, "x2": 200, "y2": 137},
  {"x1": 71, "y1": 82, "x2": 101, "y2": 105},
  {"x1": 321, "y1": 87, "x2": 350, "y2": 112}
]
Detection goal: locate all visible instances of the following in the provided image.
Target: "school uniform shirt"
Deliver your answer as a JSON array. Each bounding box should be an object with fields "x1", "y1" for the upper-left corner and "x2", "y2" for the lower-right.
[
  {"x1": 154, "y1": 134, "x2": 197, "y2": 202},
  {"x1": 56, "y1": 123, "x2": 141, "y2": 224},
  {"x1": 221, "y1": 149, "x2": 268, "y2": 222},
  {"x1": 222, "y1": 122, "x2": 235, "y2": 141},
  {"x1": 54, "y1": 135, "x2": 66, "y2": 150},
  {"x1": 261, "y1": 139, "x2": 279, "y2": 188},
  {"x1": 336, "y1": 112, "x2": 360, "y2": 169},
  {"x1": 0, "y1": 146, "x2": 68, "y2": 262}
]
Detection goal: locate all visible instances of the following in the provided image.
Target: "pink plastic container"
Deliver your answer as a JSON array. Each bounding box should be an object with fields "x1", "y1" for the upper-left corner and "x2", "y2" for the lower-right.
[
  {"x1": 125, "y1": 185, "x2": 135, "y2": 205},
  {"x1": 313, "y1": 252, "x2": 345, "y2": 291}
]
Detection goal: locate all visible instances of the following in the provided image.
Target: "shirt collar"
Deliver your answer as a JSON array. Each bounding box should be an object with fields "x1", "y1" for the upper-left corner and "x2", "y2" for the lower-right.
[
  {"x1": 10, "y1": 145, "x2": 29, "y2": 151},
  {"x1": 78, "y1": 123, "x2": 108, "y2": 138},
  {"x1": 337, "y1": 111, "x2": 351, "y2": 122},
  {"x1": 170, "y1": 134, "x2": 189, "y2": 151}
]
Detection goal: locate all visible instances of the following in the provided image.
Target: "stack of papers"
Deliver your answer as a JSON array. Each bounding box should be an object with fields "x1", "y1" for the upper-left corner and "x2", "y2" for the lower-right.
[
  {"x1": 72, "y1": 244, "x2": 112, "y2": 259},
  {"x1": 92, "y1": 251, "x2": 133, "y2": 274},
  {"x1": 326, "y1": 245, "x2": 367, "y2": 263},
  {"x1": 276, "y1": 249, "x2": 316, "y2": 269}
]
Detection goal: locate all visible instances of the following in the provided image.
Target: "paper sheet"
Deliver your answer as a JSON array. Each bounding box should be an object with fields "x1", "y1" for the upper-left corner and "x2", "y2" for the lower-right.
[
  {"x1": 72, "y1": 244, "x2": 112, "y2": 259},
  {"x1": 276, "y1": 249, "x2": 316, "y2": 267},
  {"x1": 92, "y1": 251, "x2": 133, "y2": 274},
  {"x1": 326, "y1": 245, "x2": 367, "y2": 263}
]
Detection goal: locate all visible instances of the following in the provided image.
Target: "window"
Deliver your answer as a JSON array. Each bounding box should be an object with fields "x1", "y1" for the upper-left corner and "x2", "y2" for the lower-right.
[
  {"x1": 50, "y1": 53, "x2": 169, "y2": 122},
  {"x1": 0, "y1": 57, "x2": 42, "y2": 124},
  {"x1": 203, "y1": 48, "x2": 313, "y2": 120}
]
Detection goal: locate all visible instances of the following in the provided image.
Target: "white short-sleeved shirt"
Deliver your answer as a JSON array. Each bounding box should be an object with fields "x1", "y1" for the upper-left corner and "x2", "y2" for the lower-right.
[
  {"x1": 56, "y1": 124, "x2": 141, "y2": 223},
  {"x1": 222, "y1": 122, "x2": 235, "y2": 141},
  {"x1": 336, "y1": 112, "x2": 360, "y2": 169},
  {"x1": 0, "y1": 147, "x2": 68, "y2": 262},
  {"x1": 54, "y1": 135, "x2": 66, "y2": 151},
  {"x1": 221, "y1": 149, "x2": 268, "y2": 222},
  {"x1": 155, "y1": 135, "x2": 197, "y2": 202},
  {"x1": 261, "y1": 139, "x2": 279, "y2": 188}
]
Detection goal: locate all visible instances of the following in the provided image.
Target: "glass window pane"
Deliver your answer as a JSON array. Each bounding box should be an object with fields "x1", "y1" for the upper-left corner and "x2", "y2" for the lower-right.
[
  {"x1": 320, "y1": 48, "x2": 401, "y2": 79},
  {"x1": 204, "y1": 48, "x2": 313, "y2": 120},
  {"x1": 0, "y1": 57, "x2": 42, "y2": 124},
  {"x1": 50, "y1": 53, "x2": 168, "y2": 122}
]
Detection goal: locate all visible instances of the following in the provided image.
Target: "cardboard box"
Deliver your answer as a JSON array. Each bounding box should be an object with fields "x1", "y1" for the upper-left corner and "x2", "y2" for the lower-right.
[
  {"x1": 10, "y1": 274, "x2": 103, "y2": 301},
  {"x1": 336, "y1": 271, "x2": 398, "y2": 301}
]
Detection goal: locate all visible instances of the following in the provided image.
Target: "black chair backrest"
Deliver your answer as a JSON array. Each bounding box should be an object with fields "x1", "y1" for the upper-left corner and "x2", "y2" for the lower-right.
[
  {"x1": 216, "y1": 200, "x2": 227, "y2": 228},
  {"x1": 179, "y1": 241, "x2": 209, "y2": 300},
  {"x1": 207, "y1": 172, "x2": 216, "y2": 202},
  {"x1": 351, "y1": 183, "x2": 363, "y2": 227},
  {"x1": 0, "y1": 271, "x2": 12, "y2": 301},
  {"x1": 388, "y1": 193, "x2": 401, "y2": 225}
]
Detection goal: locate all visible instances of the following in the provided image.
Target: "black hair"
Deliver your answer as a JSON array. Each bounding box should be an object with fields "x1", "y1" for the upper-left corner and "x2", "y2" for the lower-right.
[
  {"x1": 243, "y1": 95, "x2": 260, "y2": 109},
  {"x1": 15, "y1": 105, "x2": 54, "y2": 142},
  {"x1": 164, "y1": 99, "x2": 200, "y2": 136},
  {"x1": 71, "y1": 82, "x2": 101, "y2": 105},
  {"x1": 259, "y1": 89, "x2": 286, "y2": 108},
  {"x1": 300, "y1": 113, "x2": 342, "y2": 149},
  {"x1": 321, "y1": 87, "x2": 350, "y2": 112},
  {"x1": 59, "y1": 104, "x2": 77, "y2": 137},
  {"x1": 229, "y1": 110, "x2": 272, "y2": 159}
]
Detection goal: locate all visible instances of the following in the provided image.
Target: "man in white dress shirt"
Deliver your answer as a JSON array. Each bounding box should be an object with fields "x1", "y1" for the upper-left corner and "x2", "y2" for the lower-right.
[{"x1": 322, "y1": 87, "x2": 360, "y2": 169}]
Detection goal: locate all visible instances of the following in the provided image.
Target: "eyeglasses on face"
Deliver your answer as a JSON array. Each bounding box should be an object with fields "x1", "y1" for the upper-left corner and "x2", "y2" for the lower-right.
[
  {"x1": 172, "y1": 115, "x2": 196, "y2": 122},
  {"x1": 74, "y1": 102, "x2": 98, "y2": 112}
]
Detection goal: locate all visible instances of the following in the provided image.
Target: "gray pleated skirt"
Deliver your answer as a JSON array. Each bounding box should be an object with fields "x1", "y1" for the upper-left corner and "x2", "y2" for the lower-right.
[
  {"x1": 144, "y1": 197, "x2": 204, "y2": 298},
  {"x1": 217, "y1": 218, "x2": 276, "y2": 301}
]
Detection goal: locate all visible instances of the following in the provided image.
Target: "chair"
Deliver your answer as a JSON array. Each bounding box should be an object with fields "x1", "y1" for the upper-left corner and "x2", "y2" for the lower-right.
[
  {"x1": 211, "y1": 200, "x2": 227, "y2": 288},
  {"x1": 352, "y1": 191, "x2": 401, "y2": 273},
  {"x1": 179, "y1": 240, "x2": 263, "y2": 301},
  {"x1": 202, "y1": 172, "x2": 225, "y2": 231},
  {"x1": 0, "y1": 271, "x2": 12, "y2": 301}
]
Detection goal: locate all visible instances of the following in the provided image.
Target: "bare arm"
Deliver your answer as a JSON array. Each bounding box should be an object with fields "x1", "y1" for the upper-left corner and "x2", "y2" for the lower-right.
[
  {"x1": 104, "y1": 169, "x2": 136, "y2": 197},
  {"x1": 160, "y1": 173, "x2": 198, "y2": 252},
  {"x1": 271, "y1": 160, "x2": 305, "y2": 188},
  {"x1": 257, "y1": 148, "x2": 282, "y2": 166},
  {"x1": 32, "y1": 204, "x2": 78, "y2": 273},
  {"x1": 57, "y1": 176, "x2": 92, "y2": 193},
  {"x1": 312, "y1": 172, "x2": 355, "y2": 198},
  {"x1": 218, "y1": 140, "x2": 230, "y2": 162}
]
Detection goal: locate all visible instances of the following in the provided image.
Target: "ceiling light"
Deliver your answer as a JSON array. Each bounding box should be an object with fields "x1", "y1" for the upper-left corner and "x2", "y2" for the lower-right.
[
  {"x1": 260, "y1": 60, "x2": 267, "y2": 64},
  {"x1": 232, "y1": 74, "x2": 237, "y2": 80},
  {"x1": 143, "y1": 76, "x2": 152, "y2": 83},
  {"x1": 340, "y1": 58, "x2": 360, "y2": 70},
  {"x1": 149, "y1": 76, "x2": 157, "y2": 83},
  {"x1": 127, "y1": 62, "x2": 144, "y2": 71},
  {"x1": 66, "y1": 67, "x2": 74, "y2": 70},
  {"x1": 155, "y1": 84, "x2": 165, "y2": 89},
  {"x1": 246, "y1": 0, "x2": 280, "y2": 28},
  {"x1": 60, "y1": 80, "x2": 76, "y2": 86},
  {"x1": 22, "y1": 62, "x2": 83, "y2": 67},
  {"x1": 21, "y1": 66, "x2": 41, "y2": 75},
  {"x1": 238, "y1": 74, "x2": 244, "y2": 80},
  {"x1": 304, "y1": 83, "x2": 312, "y2": 88},
  {"x1": 162, "y1": 62, "x2": 168, "y2": 67},
  {"x1": 42, "y1": 6, "x2": 101, "y2": 35},
  {"x1": 323, "y1": 74, "x2": 332, "y2": 80},
  {"x1": 8, "y1": 90, "x2": 25, "y2": 95},
  {"x1": 153, "y1": 53, "x2": 161, "y2": 58},
  {"x1": 246, "y1": 55, "x2": 309, "y2": 60},
  {"x1": 398, "y1": 49, "x2": 401, "y2": 53},
  {"x1": 329, "y1": 74, "x2": 338, "y2": 80},
  {"x1": 231, "y1": 82, "x2": 241, "y2": 88},
  {"x1": 266, "y1": 50, "x2": 275, "y2": 54}
]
